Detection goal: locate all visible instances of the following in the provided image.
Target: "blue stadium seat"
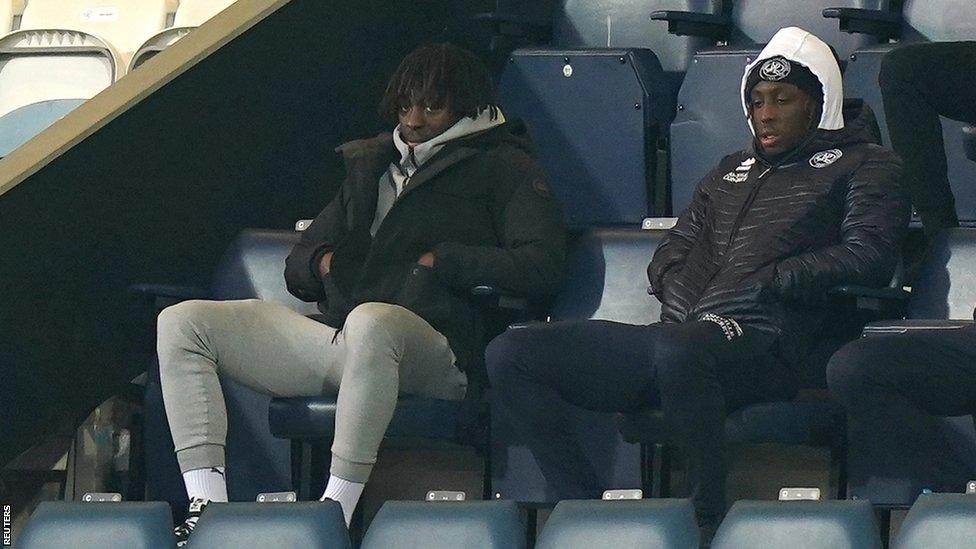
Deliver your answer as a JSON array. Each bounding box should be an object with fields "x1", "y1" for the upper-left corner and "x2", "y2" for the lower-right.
[
  {"x1": 553, "y1": 1, "x2": 723, "y2": 83},
  {"x1": 17, "y1": 501, "x2": 172, "y2": 549},
  {"x1": 360, "y1": 500, "x2": 525, "y2": 549},
  {"x1": 499, "y1": 48, "x2": 672, "y2": 226},
  {"x1": 850, "y1": 229, "x2": 976, "y2": 504},
  {"x1": 895, "y1": 493, "x2": 976, "y2": 549},
  {"x1": 711, "y1": 500, "x2": 883, "y2": 549},
  {"x1": 535, "y1": 498, "x2": 699, "y2": 549},
  {"x1": 496, "y1": 1, "x2": 729, "y2": 226},
  {"x1": 832, "y1": 0, "x2": 976, "y2": 222},
  {"x1": 268, "y1": 393, "x2": 469, "y2": 500},
  {"x1": 905, "y1": 229, "x2": 976, "y2": 320},
  {"x1": 490, "y1": 226, "x2": 664, "y2": 502},
  {"x1": 185, "y1": 501, "x2": 350, "y2": 548},
  {"x1": 668, "y1": 48, "x2": 755, "y2": 214}
]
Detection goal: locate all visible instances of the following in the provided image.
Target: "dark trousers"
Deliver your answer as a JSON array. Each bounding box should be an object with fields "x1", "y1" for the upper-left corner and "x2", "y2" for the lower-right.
[
  {"x1": 880, "y1": 41, "x2": 976, "y2": 237},
  {"x1": 827, "y1": 325, "x2": 976, "y2": 504},
  {"x1": 486, "y1": 320, "x2": 795, "y2": 518}
]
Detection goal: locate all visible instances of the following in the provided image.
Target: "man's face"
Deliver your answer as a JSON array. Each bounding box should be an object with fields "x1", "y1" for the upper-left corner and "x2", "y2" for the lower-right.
[
  {"x1": 748, "y1": 81, "x2": 819, "y2": 156},
  {"x1": 398, "y1": 98, "x2": 459, "y2": 147}
]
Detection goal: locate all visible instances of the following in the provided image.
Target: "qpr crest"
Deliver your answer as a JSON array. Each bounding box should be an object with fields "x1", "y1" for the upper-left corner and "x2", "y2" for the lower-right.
[
  {"x1": 759, "y1": 58, "x2": 791, "y2": 81},
  {"x1": 809, "y1": 149, "x2": 843, "y2": 168}
]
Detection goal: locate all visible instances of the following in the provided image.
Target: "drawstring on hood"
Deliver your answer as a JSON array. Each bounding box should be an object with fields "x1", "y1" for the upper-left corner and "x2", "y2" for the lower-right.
[{"x1": 741, "y1": 26, "x2": 844, "y2": 136}]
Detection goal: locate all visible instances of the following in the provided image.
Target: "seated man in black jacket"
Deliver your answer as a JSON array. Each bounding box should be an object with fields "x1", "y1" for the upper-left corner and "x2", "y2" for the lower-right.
[
  {"x1": 486, "y1": 26, "x2": 909, "y2": 530},
  {"x1": 156, "y1": 43, "x2": 565, "y2": 544}
]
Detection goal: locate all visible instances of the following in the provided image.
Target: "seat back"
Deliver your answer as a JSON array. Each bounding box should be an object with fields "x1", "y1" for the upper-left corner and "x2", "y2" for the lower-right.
[
  {"x1": 18, "y1": 502, "x2": 173, "y2": 549},
  {"x1": 895, "y1": 494, "x2": 976, "y2": 549},
  {"x1": 668, "y1": 48, "x2": 754, "y2": 214},
  {"x1": 361, "y1": 500, "x2": 526, "y2": 549},
  {"x1": 550, "y1": 226, "x2": 666, "y2": 323},
  {"x1": 908, "y1": 228, "x2": 976, "y2": 320},
  {"x1": 730, "y1": 0, "x2": 888, "y2": 59},
  {"x1": 210, "y1": 228, "x2": 319, "y2": 314},
  {"x1": 0, "y1": 32, "x2": 114, "y2": 116},
  {"x1": 553, "y1": 0, "x2": 722, "y2": 77},
  {"x1": 174, "y1": 0, "x2": 237, "y2": 27},
  {"x1": 900, "y1": 0, "x2": 976, "y2": 42},
  {"x1": 185, "y1": 501, "x2": 350, "y2": 548},
  {"x1": 129, "y1": 0, "x2": 237, "y2": 70},
  {"x1": 20, "y1": 0, "x2": 168, "y2": 66},
  {"x1": 499, "y1": 48, "x2": 673, "y2": 226},
  {"x1": 711, "y1": 500, "x2": 882, "y2": 549},
  {"x1": 536, "y1": 499, "x2": 699, "y2": 549},
  {"x1": 0, "y1": 0, "x2": 16, "y2": 33}
]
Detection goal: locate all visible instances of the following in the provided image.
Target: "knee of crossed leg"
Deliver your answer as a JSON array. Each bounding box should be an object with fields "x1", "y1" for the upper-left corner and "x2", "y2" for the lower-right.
[
  {"x1": 484, "y1": 328, "x2": 534, "y2": 389},
  {"x1": 826, "y1": 339, "x2": 882, "y2": 406},
  {"x1": 342, "y1": 302, "x2": 409, "y2": 359}
]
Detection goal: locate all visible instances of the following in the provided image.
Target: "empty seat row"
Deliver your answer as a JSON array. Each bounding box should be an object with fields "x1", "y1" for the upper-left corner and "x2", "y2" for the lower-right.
[
  {"x1": 0, "y1": 0, "x2": 235, "y2": 157},
  {"x1": 18, "y1": 494, "x2": 976, "y2": 548}
]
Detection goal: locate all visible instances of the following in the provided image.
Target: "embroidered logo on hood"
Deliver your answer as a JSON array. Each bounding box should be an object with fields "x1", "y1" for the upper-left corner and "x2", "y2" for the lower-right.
[
  {"x1": 810, "y1": 149, "x2": 843, "y2": 168},
  {"x1": 759, "y1": 58, "x2": 791, "y2": 81}
]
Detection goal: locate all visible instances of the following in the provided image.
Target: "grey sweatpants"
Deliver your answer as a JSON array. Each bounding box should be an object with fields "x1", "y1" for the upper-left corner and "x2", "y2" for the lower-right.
[{"x1": 156, "y1": 299, "x2": 467, "y2": 483}]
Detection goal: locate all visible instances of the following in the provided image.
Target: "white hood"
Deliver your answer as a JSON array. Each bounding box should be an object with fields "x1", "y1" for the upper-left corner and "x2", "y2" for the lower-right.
[{"x1": 741, "y1": 26, "x2": 844, "y2": 136}]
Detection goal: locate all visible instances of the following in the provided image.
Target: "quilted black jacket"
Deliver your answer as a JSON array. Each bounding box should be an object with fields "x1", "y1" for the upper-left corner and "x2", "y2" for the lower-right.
[{"x1": 648, "y1": 100, "x2": 911, "y2": 367}]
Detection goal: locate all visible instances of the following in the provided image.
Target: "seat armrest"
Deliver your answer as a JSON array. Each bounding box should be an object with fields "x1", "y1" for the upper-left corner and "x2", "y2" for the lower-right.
[
  {"x1": 822, "y1": 7, "x2": 901, "y2": 40},
  {"x1": 649, "y1": 10, "x2": 731, "y2": 41},
  {"x1": 506, "y1": 320, "x2": 545, "y2": 331},
  {"x1": 128, "y1": 283, "x2": 210, "y2": 315},
  {"x1": 471, "y1": 285, "x2": 529, "y2": 312},
  {"x1": 828, "y1": 284, "x2": 909, "y2": 315},
  {"x1": 862, "y1": 319, "x2": 973, "y2": 337},
  {"x1": 828, "y1": 284, "x2": 909, "y2": 301},
  {"x1": 128, "y1": 283, "x2": 209, "y2": 301}
]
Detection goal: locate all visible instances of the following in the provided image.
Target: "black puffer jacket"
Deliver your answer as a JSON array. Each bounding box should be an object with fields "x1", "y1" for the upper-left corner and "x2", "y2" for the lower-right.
[
  {"x1": 284, "y1": 120, "x2": 566, "y2": 382},
  {"x1": 648, "y1": 101, "x2": 910, "y2": 367}
]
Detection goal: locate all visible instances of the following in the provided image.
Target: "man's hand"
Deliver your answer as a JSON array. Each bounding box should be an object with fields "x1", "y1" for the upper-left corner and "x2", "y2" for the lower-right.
[
  {"x1": 417, "y1": 252, "x2": 435, "y2": 267},
  {"x1": 318, "y1": 251, "x2": 334, "y2": 278}
]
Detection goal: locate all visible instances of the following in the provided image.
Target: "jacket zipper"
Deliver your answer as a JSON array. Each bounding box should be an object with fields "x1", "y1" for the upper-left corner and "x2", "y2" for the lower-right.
[{"x1": 690, "y1": 162, "x2": 774, "y2": 317}]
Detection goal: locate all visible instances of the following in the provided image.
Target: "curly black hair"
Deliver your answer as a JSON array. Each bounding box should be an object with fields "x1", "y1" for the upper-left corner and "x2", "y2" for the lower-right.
[{"x1": 379, "y1": 43, "x2": 499, "y2": 124}]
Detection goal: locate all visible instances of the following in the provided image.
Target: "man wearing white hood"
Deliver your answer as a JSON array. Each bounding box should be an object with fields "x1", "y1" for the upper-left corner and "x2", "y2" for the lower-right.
[
  {"x1": 156, "y1": 43, "x2": 566, "y2": 545},
  {"x1": 487, "y1": 27, "x2": 909, "y2": 531}
]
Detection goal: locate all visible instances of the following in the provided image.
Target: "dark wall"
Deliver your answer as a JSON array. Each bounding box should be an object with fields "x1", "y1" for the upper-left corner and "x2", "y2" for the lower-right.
[{"x1": 0, "y1": 0, "x2": 494, "y2": 466}]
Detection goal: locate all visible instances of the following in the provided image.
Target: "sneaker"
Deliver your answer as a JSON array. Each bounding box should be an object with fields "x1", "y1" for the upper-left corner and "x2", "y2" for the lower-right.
[{"x1": 174, "y1": 497, "x2": 209, "y2": 547}]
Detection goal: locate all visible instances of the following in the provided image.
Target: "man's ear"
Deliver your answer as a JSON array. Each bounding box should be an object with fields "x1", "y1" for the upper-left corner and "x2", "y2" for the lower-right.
[{"x1": 807, "y1": 98, "x2": 821, "y2": 128}]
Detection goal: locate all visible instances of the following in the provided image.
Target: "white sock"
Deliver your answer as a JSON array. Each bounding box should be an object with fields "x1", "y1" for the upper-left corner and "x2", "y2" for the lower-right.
[
  {"x1": 182, "y1": 467, "x2": 228, "y2": 503},
  {"x1": 321, "y1": 475, "x2": 365, "y2": 526}
]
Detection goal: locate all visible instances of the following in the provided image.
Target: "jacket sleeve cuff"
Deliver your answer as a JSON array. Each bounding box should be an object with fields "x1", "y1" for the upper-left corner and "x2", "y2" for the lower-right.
[
  {"x1": 431, "y1": 242, "x2": 463, "y2": 287},
  {"x1": 308, "y1": 245, "x2": 333, "y2": 282}
]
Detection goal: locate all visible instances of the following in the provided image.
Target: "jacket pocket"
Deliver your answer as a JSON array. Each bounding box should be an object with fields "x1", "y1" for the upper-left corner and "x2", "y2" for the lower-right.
[
  {"x1": 321, "y1": 272, "x2": 353, "y2": 320},
  {"x1": 393, "y1": 264, "x2": 455, "y2": 327}
]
